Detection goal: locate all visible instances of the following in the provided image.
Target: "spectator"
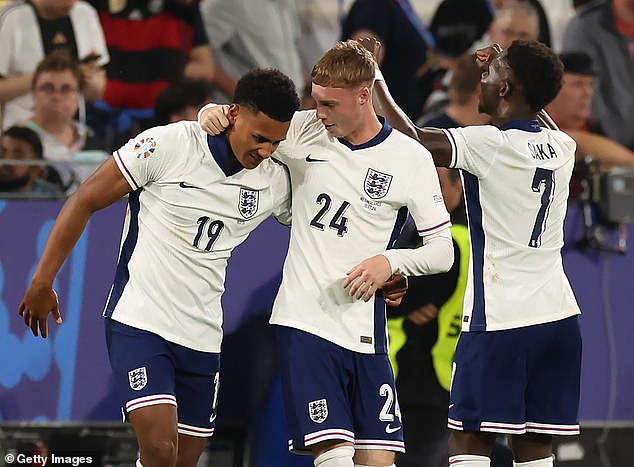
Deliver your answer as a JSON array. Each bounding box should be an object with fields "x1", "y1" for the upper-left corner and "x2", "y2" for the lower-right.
[
  {"x1": 546, "y1": 51, "x2": 634, "y2": 169},
  {"x1": 154, "y1": 78, "x2": 212, "y2": 126},
  {"x1": 562, "y1": 0, "x2": 634, "y2": 151},
  {"x1": 0, "y1": 0, "x2": 108, "y2": 129},
  {"x1": 200, "y1": 0, "x2": 304, "y2": 100},
  {"x1": 88, "y1": 0, "x2": 215, "y2": 149},
  {"x1": 476, "y1": 1, "x2": 541, "y2": 49},
  {"x1": 23, "y1": 51, "x2": 87, "y2": 191},
  {"x1": 422, "y1": 53, "x2": 490, "y2": 127},
  {"x1": 491, "y1": 0, "x2": 552, "y2": 47},
  {"x1": 429, "y1": 0, "x2": 494, "y2": 58},
  {"x1": 341, "y1": 0, "x2": 437, "y2": 121},
  {"x1": 0, "y1": 125, "x2": 62, "y2": 194}
]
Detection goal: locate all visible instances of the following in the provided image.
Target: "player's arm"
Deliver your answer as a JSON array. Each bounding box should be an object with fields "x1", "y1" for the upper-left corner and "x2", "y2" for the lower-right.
[{"x1": 19, "y1": 157, "x2": 132, "y2": 338}]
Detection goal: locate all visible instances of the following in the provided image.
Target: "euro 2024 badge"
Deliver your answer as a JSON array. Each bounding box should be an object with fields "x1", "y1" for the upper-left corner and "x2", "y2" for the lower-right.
[
  {"x1": 364, "y1": 168, "x2": 393, "y2": 199},
  {"x1": 238, "y1": 188, "x2": 259, "y2": 219},
  {"x1": 135, "y1": 137, "x2": 156, "y2": 159},
  {"x1": 308, "y1": 398, "x2": 328, "y2": 423},
  {"x1": 128, "y1": 366, "x2": 148, "y2": 391}
]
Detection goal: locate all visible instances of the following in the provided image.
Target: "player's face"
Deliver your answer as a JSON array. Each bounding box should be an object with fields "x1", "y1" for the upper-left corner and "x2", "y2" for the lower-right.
[
  {"x1": 0, "y1": 136, "x2": 39, "y2": 184},
  {"x1": 478, "y1": 55, "x2": 506, "y2": 116},
  {"x1": 226, "y1": 105, "x2": 290, "y2": 169},
  {"x1": 312, "y1": 83, "x2": 366, "y2": 139}
]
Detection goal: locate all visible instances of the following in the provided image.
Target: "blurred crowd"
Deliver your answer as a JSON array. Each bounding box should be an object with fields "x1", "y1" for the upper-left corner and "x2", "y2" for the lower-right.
[{"x1": 1, "y1": 0, "x2": 633, "y2": 196}]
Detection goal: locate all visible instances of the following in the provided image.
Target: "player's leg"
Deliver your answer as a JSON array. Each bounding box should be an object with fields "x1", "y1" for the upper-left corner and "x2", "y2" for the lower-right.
[
  {"x1": 274, "y1": 325, "x2": 356, "y2": 465},
  {"x1": 508, "y1": 433, "x2": 553, "y2": 465},
  {"x1": 175, "y1": 434, "x2": 208, "y2": 467},
  {"x1": 172, "y1": 344, "x2": 221, "y2": 466},
  {"x1": 129, "y1": 405, "x2": 178, "y2": 466},
  {"x1": 105, "y1": 318, "x2": 179, "y2": 466},
  {"x1": 350, "y1": 352, "x2": 404, "y2": 467},
  {"x1": 511, "y1": 315, "x2": 582, "y2": 465}
]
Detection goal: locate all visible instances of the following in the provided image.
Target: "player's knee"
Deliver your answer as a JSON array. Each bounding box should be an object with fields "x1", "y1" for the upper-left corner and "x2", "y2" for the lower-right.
[
  {"x1": 313, "y1": 444, "x2": 355, "y2": 467},
  {"x1": 448, "y1": 454, "x2": 491, "y2": 466},
  {"x1": 142, "y1": 438, "x2": 178, "y2": 466}
]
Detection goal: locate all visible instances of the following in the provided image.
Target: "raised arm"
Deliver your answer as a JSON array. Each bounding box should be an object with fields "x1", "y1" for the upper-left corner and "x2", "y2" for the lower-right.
[{"x1": 19, "y1": 157, "x2": 132, "y2": 338}]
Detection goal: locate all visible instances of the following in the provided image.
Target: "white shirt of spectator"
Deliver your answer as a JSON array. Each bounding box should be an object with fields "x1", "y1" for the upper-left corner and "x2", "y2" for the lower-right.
[{"x1": 0, "y1": 1, "x2": 109, "y2": 129}]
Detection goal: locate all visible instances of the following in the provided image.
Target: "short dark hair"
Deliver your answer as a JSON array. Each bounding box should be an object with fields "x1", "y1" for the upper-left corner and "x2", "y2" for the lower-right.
[
  {"x1": 3, "y1": 126, "x2": 43, "y2": 159},
  {"x1": 506, "y1": 40, "x2": 564, "y2": 112},
  {"x1": 32, "y1": 49, "x2": 82, "y2": 90},
  {"x1": 233, "y1": 68, "x2": 300, "y2": 122},
  {"x1": 155, "y1": 78, "x2": 212, "y2": 125}
]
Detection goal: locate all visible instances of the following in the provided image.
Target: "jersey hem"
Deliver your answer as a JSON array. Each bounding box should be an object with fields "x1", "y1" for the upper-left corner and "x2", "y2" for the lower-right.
[
  {"x1": 462, "y1": 308, "x2": 580, "y2": 332},
  {"x1": 269, "y1": 320, "x2": 383, "y2": 354},
  {"x1": 107, "y1": 315, "x2": 222, "y2": 353}
]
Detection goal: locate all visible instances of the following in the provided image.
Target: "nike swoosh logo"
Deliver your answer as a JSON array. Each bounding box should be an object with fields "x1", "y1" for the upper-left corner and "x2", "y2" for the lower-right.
[
  {"x1": 385, "y1": 424, "x2": 402, "y2": 434},
  {"x1": 209, "y1": 413, "x2": 217, "y2": 423},
  {"x1": 305, "y1": 154, "x2": 328, "y2": 163},
  {"x1": 179, "y1": 182, "x2": 200, "y2": 189}
]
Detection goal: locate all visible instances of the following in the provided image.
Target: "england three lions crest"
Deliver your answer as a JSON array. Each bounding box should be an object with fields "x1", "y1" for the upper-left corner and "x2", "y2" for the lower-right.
[
  {"x1": 308, "y1": 399, "x2": 329, "y2": 423},
  {"x1": 364, "y1": 168, "x2": 393, "y2": 199},
  {"x1": 238, "y1": 188, "x2": 259, "y2": 219},
  {"x1": 128, "y1": 367, "x2": 147, "y2": 391}
]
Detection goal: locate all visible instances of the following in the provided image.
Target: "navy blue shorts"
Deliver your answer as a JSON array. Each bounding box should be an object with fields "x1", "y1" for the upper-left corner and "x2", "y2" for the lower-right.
[
  {"x1": 275, "y1": 325, "x2": 405, "y2": 454},
  {"x1": 105, "y1": 319, "x2": 220, "y2": 438},
  {"x1": 448, "y1": 315, "x2": 581, "y2": 435}
]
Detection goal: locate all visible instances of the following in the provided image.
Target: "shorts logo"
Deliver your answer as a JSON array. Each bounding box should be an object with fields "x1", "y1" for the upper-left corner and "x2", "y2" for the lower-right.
[
  {"x1": 308, "y1": 399, "x2": 328, "y2": 424},
  {"x1": 134, "y1": 138, "x2": 156, "y2": 159},
  {"x1": 128, "y1": 366, "x2": 148, "y2": 391},
  {"x1": 238, "y1": 188, "x2": 259, "y2": 219},
  {"x1": 364, "y1": 168, "x2": 393, "y2": 199}
]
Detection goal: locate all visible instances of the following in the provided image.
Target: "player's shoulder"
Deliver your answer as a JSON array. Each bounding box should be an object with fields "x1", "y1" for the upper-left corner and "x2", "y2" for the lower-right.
[{"x1": 133, "y1": 121, "x2": 206, "y2": 154}]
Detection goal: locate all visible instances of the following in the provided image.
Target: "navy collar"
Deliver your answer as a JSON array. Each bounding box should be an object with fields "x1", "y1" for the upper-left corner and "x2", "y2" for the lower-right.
[
  {"x1": 338, "y1": 116, "x2": 393, "y2": 150},
  {"x1": 499, "y1": 119, "x2": 541, "y2": 132},
  {"x1": 207, "y1": 133, "x2": 242, "y2": 177}
]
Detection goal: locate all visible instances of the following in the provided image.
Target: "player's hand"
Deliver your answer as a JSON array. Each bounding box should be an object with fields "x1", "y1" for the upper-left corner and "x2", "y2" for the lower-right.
[
  {"x1": 18, "y1": 281, "x2": 63, "y2": 338},
  {"x1": 343, "y1": 254, "x2": 392, "y2": 302},
  {"x1": 407, "y1": 303, "x2": 439, "y2": 326},
  {"x1": 355, "y1": 36, "x2": 382, "y2": 62},
  {"x1": 199, "y1": 105, "x2": 230, "y2": 135},
  {"x1": 475, "y1": 43, "x2": 503, "y2": 72},
  {"x1": 381, "y1": 274, "x2": 408, "y2": 307}
]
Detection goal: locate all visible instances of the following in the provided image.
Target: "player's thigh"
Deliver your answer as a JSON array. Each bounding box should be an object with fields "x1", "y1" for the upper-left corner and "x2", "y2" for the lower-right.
[
  {"x1": 173, "y1": 348, "x2": 220, "y2": 439},
  {"x1": 275, "y1": 325, "x2": 355, "y2": 452},
  {"x1": 525, "y1": 316, "x2": 581, "y2": 435},
  {"x1": 105, "y1": 318, "x2": 177, "y2": 416},
  {"x1": 449, "y1": 330, "x2": 529, "y2": 433},
  {"x1": 351, "y1": 352, "x2": 404, "y2": 453},
  {"x1": 353, "y1": 448, "x2": 395, "y2": 466}
]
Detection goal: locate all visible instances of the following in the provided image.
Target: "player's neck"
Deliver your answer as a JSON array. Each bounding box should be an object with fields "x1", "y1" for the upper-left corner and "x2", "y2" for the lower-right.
[
  {"x1": 342, "y1": 111, "x2": 383, "y2": 146},
  {"x1": 492, "y1": 101, "x2": 536, "y2": 127}
]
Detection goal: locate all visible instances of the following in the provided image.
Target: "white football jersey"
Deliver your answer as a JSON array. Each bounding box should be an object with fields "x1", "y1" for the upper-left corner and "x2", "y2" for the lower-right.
[
  {"x1": 270, "y1": 111, "x2": 451, "y2": 354},
  {"x1": 104, "y1": 121, "x2": 291, "y2": 352},
  {"x1": 444, "y1": 121, "x2": 581, "y2": 332}
]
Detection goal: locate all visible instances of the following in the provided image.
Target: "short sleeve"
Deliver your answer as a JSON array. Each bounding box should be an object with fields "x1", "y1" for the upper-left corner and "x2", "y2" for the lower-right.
[
  {"x1": 406, "y1": 149, "x2": 451, "y2": 236},
  {"x1": 443, "y1": 125, "x2": 502, "y2": 178},
  {"x1": 113, "y1": 126, "x2": 176, "y2": 190}
]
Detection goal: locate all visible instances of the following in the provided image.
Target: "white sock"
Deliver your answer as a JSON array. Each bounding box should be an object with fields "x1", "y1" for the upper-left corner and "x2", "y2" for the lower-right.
[
  {"x1": 513, "y1": 456, "x2": 554, "y2": 467},
  {"x1": 135, "y1": 460, "x2": 143, "y2": 467},
  {"x1": 314, "y1": 445, "x2": 355, "y2": 467},
  {"x1": 449, "y1": 454, "x2": 490, "y2": 466}
]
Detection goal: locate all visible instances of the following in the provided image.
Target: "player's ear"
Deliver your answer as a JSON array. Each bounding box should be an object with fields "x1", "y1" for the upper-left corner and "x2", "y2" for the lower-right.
[
  {"x1": 227, "y1": 104, "x2": 239, "y2": 125},
  {"x1": 500, "y1": 79, "x2": 512, "y2": 98}
]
